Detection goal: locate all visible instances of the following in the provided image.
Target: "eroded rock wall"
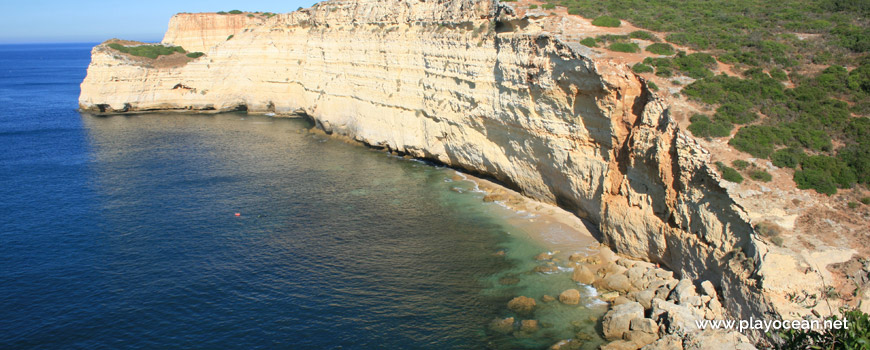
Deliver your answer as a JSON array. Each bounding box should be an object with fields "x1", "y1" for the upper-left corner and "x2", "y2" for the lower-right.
[
  {"x1": 162, "y1": 13, "x2": 265, "y2": 52},
  {"x1": 80, "y1": 0, "x2": 772, "y2": 324}
]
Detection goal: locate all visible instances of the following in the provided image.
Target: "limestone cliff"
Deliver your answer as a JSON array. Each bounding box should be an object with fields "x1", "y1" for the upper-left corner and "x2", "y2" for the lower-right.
[
  {"x1": 161, "y1": 13, "x2": 265, "y2": 53},
  {"x1": 79, "y1": 0, "x2": 773, "y2": 324}
]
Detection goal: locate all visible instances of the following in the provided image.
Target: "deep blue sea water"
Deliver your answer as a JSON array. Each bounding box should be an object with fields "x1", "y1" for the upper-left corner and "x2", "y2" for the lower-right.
[{"x1": 0, "y1": 43, "x2": 607, "y2": 349}]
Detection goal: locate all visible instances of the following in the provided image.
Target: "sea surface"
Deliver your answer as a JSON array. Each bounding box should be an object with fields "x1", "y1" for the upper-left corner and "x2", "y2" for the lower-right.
[{"x1": 0, "y1": 43, "x2": 605, "y2": 349}]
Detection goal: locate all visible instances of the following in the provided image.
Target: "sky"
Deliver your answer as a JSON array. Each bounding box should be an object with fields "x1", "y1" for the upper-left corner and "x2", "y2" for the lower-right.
[{"x1": 0, "y1": 0, "x2": 319, "y2": 43}]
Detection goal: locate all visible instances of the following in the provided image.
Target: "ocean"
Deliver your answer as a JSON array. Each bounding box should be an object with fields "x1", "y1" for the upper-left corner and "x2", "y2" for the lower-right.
[{"x1": 0, "y1": 43, "x2": 605, "y2": 349}]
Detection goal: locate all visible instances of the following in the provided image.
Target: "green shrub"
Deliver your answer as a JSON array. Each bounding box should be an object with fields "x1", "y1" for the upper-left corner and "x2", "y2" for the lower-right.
[
  {"x1": 655, "y1": 66, "x2": 673, "y2": 77},
  {"x1": 749, "y1": 169, "x2": 773, "y2": 182},
  {"x1": 228, "y1": 10, "x2": 243, "y2": 14},
  {"x1": 106, "y1": 43, "x2": 186, "y2": 59},
  {"x1": 716, "y1": 162, "x2": 744, "y2": 183},
  {"x1": 608, "y1": 42, "x2": 640, "y2": 53},
  {"x1": 794, "y1": 168, "x2": 838, "y2": 194},
  {"x1": 861, "y1": 197, "x2": 870, "y2": 205},
  {"x1": 247, "y1": 14, "x2": 254, "y2": 17},
  {"x1": 729, "y1": 125, "x2": 784, "y2": 158},
  {"x1": 688, "y1": 114, "x2": 733, "y2": 138},
  {"x1": 776, "y1": 308, "x2": 870, "y2": 349},
  {"x1": 217, "y1": 11, "x2": 227, "y2": 15},
  {"x1": 769, "y1": 68, "x2": 788, "y2": 81},
  {"x1": 848, "y1": 201, "x2": 859, "y2": 209},
  {"x1": 715, "y1": 101, "x2": 757, "y2": 124},
  {"x1": 632, "y1": 63, "x2": 654, "y2": 73},
  {"x1": 579, "y1": 37, "x2": 597, "y2": 48},
  {"x1": 646, "y1": 43, "x2": 675, "y2": 55},
  {"x1": 227, "y1": 35, "x2": 234, "y2": 40},
  {"x1": 528, "y1": 4, "x2": 538, "y2": 9},
  {"x1": 186, "y1": 52, "x2": 205, "y2": 58},
  {"x1": 541, "y1": 3, "x2": 555, "y2": 9},
  {"x1": 647, "y1": 81, "x2": 658, "y2": 91},
  {"x1": 732, "y1": 160, "x2": 750, "y2": 170},
  {"x1": 800, "y1": 155, "x2": 857, "y2": 188},
  {"x1": 629, "y1": 31, "x2": 659, "y2": 41},
  {"x1": 591, "y1": 16, "x2": 621, "y2": 28},
  {"x1": 771, "y1": 147, "x2": 804, "y2": 168}
]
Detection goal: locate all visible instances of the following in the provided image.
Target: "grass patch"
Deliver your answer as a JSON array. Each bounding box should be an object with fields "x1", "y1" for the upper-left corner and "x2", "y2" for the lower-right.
[
  {"x1": 860, "y1": 197, "x2": 870, "y2": 205},
  {"x1": 107, "y1": 43, "x2": 186, "y2": 59},
  {"x1": 632, "y1": 63, "x2": 654, "y2": 74},
  {"x1": 608, "y1": 42, "x2": 639, "y2": 53},
  {"x1": 732, "y1": 160, "x2": 750, "y2": 170},
  {"x1": 579, "y1": 37, "x2": 597, "y2": 48},
  {"x1": 591, "y1": 16, "x2": 621, "y2": 28},
  {"x1": 528, "y1": 4, "x2": 538, "y2": 9},
  {"x1": 647, "y1": 81, "x2": 658, "y2": 91},
  {"x1": 749, "y1": 169, "x2": 773, "y2": 182},
  {"x1": 646, "y1": 43, "x2": 675, "y2": 55},
  {"x1": 629, "y1": 30, "x2": 659, "y2": 42},
  {"x1": 542, "y1": 3, "x2": 555, "y2": 10},
  {"x1": 716, "y1": 161, "x2": 744, "y2": 183}
]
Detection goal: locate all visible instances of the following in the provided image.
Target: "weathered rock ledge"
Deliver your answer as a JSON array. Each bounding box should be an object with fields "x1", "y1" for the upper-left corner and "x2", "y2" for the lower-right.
[{"x1": 80, "y1": 0, "x2": 790, "y2": 344}]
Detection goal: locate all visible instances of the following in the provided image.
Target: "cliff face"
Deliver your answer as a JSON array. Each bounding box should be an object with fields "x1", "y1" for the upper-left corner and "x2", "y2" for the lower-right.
[
  {"x1": 161, "y1": 13, "x2": 265, "y2": 52},
  {"x1": 80, "y1": 0, "x2": 771, "y2": 322}
]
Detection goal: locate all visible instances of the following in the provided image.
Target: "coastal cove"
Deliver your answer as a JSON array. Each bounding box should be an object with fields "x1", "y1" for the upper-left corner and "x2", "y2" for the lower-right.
[{"x1": 0, "y1": 43, "x2": 619, "y2": 349}]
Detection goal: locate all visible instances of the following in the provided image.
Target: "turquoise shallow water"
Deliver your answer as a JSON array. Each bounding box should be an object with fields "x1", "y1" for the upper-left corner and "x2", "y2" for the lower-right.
[{"x1": 0, "y1": 43, "x2": 606, "y2": 349}]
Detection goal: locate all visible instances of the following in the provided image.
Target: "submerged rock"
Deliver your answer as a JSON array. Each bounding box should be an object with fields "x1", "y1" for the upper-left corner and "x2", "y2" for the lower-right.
[
  {"x1": 507, "y1": 296, "x2": 536, "y2": 315},
  {"x1": 489, "y1": 317, "x2": 514, "y2": 334},
  {"x1": 519, "y1": 319, "x2": 539, "y2": 333}
]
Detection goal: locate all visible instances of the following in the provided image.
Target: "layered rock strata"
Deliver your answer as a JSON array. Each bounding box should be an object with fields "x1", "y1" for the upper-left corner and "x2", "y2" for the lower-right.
[{"x1": 79, "y1": 0, "x2": 774, "y2": 331}]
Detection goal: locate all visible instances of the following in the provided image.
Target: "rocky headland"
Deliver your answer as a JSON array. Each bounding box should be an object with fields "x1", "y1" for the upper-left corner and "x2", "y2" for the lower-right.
[{"x1": 79, "y1": 0, "x2": 868, "y2": 348}]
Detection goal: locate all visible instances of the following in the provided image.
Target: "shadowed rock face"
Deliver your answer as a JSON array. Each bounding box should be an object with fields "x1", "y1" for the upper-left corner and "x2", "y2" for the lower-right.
[{"x1": 79, "y1": 0, "x2": 772, "y2": 325}]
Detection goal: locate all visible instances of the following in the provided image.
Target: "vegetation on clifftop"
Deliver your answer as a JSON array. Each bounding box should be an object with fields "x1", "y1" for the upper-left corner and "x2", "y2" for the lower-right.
[
  {"x1": 542, "y1": 0, "x2": 869, "y2": 194},
  {"x1": 107, "y1": 43, "x2": 186, "y2": 59}
]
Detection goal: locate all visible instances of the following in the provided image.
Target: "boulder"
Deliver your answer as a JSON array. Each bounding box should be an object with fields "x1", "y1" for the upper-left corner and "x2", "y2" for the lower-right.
[
  {"x1": 630, "y1": 318, "x2": 659, "y2": 334},
  {"x1": 700, "y1": 280, "x2": 718, "y2": 299},
  {"x1": 602, "y1": 301, "x2": 644, "y2": 340},
  {"x1": 633, "y1": 290, "x2": 655, "y2": 310},
  {"x1": 559, "y1": 289, "x2": 581, "y2": 305},
  {"x1": 600, "y1": 262, "x2": 629, "y2": 277},
  {"x1": 572, "y1": 265, "x2": 596, "y2": 284},
  {"x1": 626, "y1": 266, "x2": 651, "y2": 290},
  {"x1": 600, "y1": 291, "x2": 620, "y2": 302},
  {"x1": 625, "y1": 330, "x2": 658, "y2": 348},
  {"x1": 600, "y1": 340, "x2": 640, "y2": 350},
  {"x1": 598, "y1": 274, "x2": 633, "y2": 293},
  {"x1": 683, "y1": 329, "x2": 757, "y2": 350},
  {"x1": 668, "y1": 279, "x2": 698, "y2": 304},
  {"x1": 641, "y1": 335, "x2": 683, "y2": 350},
  {"x1": 507, "y1": 296, "x2": 536, "y2": 315},
  {"x1": 613, "y1": 296, "x2": 633, "y2": 306},
  {"x1": 650, "y1": 299, "x2": 702, "y2": 334},
  {"x1": 568, "y1": 253, "x2": 585, "y2": 262},
  {"x1": 489, "y1": 317, "x2": 514, "y2": 334},
  {"x1": 535, "y1": 252, "x2": 554, "y2": 261}
]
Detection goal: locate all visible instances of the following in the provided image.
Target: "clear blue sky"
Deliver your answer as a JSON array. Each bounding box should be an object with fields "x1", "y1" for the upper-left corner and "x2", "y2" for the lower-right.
[{"x1": 0, "y1": 0, "x2": 318, "y2": 43}]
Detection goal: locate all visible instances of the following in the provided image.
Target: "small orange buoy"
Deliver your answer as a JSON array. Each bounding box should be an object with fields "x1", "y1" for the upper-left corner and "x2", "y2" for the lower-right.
[{"x1": 235, "y1": 213, "x2": 241, "y2": 216}]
